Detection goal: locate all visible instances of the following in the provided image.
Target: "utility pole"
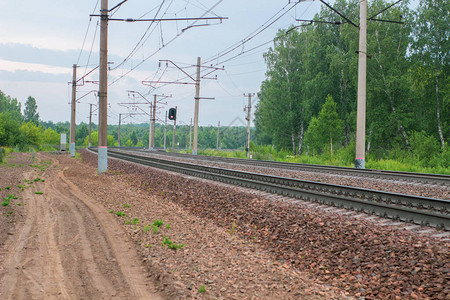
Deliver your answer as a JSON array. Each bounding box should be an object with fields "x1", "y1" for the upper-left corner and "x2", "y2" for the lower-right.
[
  {"x1": 150, "y1": 94, "x2": 157, "y2": 149},
  {"x1": 172, "y1": 106, "x2": 177, "y2": 151},
  {"x1": 88, "y1": 103, "x2": 93, "y2": 147},
  {"x1": 192, "y1": 57, "x2": 201, "y2": 155},
  {"x1": 143, "y1": 58, "x2": 221, "y2": 155},
  {"x1": 355, "y1": 0, "x2": 367, "y2": 169},
  {"x1": 70, "y1": 64, "x2": 77, "y2": 157},
  {"x1": 164, "y1": 111, "x2": 167, "y2": 151},
  {"x1": 216, "y1": 121, "x2": 220, "y2": 150},
  {"x1": 98, "y1": 0, "x2": 108, "y2": 173},
  {"x1": 189, "y1": 118, "x2": 192, "y2": 150},
  {"x1": 118, "y1": 113, "x2": 122, "y2": 147},
  {"x1": 148, "y1": 103, "x2": 153, "y2": 149},
  {"x1": 244, "y1": 93, "x2": 254, "y2": 158}
]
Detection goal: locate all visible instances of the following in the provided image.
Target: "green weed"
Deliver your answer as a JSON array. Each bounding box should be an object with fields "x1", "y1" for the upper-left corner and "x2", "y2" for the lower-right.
[
  {"x1": 5, "y1": 186, "x2": 10, "y2": 190},
  {"x1": 108, "y1": 209, "x2": 114, "y2": 213},
  {"x1": 116, "y1": 211, "x2": 126, "y2": 217},
  {"x1": 166, "y1": 224, "x2": 171, "y2": 229},
  {"x1": 17, "y1": 203, "x2": 22, "y2": 206},
  {"x1": 152, "y1": 225, "x2": 159, "y2": 234},
  {"x1": 198, "y1": 285, "x2": 206, "y2": 293},
  {"x1": 131, "y1": 218, "x2": 140, "y2": 225},
  {"x1": 35, "y1": 191, "x2": 43, "y2": 195},
  {"x1": 123, "y1": 204, "x2": 131, "y2": 208},
  {"x1": 143, "y1": 225, "x2": 150, "y2": 233},
  {"x1": 152, "y1": 220, "x2": 164, "y2": 227},
  {"x1": 163, "y1": 237, "x2": 184, "y2": 250}
]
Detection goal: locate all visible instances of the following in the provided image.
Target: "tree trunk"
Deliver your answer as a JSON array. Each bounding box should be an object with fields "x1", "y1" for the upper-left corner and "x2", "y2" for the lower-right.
[
  {"x1": 298, "y1": 121, "x2": 304, "y2": 155},
  {"x1": 291, "y1": 131, "x2": 296, "y2": 156},
  {"x1": 435, "y1": 65, "x2": 445, "y2": 148}
]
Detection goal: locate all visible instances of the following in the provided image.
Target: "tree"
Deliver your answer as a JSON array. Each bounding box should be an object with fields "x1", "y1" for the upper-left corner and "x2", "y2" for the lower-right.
[
  {"x1": 304, "y1": 95, "x2": 343, "y2": 155},
  {"x1": 24, "y1": 96, "x2": 39, "y2": 124},
  {"x1": 76, "y1": 123, "x2": 89, "y2": 146},
  {"x1": 130, "y1": 130, "x2": 138, "y2": 146},
  {"x1": 411, "y1": 0, "x2": 449, "y2": 148}
]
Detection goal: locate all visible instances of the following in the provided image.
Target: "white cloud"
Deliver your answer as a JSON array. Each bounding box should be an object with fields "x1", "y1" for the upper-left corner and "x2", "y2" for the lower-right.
[{"x1": 0, "y1": 59, "x2": 71, "y2": 75}]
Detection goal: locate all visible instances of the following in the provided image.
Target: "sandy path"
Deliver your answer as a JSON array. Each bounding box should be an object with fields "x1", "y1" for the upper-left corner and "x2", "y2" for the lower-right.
[{"x1": 1, "y1": 155, "x2": 162, "y2": 299}]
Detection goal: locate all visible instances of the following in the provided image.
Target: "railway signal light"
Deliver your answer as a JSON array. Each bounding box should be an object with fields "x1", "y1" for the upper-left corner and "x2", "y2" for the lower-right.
[{"x1": 168, "y1": 107, "x2": 176, "y2": 121}]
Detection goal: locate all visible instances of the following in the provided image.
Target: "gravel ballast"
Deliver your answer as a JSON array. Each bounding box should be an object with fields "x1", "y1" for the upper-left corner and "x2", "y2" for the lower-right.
[{"x1": 76, "y1": 149, "x2": 450, "y2": 299}]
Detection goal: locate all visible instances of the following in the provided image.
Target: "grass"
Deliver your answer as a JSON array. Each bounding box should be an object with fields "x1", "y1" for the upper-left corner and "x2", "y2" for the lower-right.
[
  {"x1": 131, "y1": 218, "x2": 140, "y2": 225},
  {"x1": 123, "y1": 204, "x2": 131, "y2": 208},
  {"x1": 34, "y1": 191, "x2": 43, "y2": 195},
  {"x1": 198, "y1": 285, "x2": 206, "y2": 293},
  {"x1": 163, "y1": 237, "x2": 184, "y2": 250},
  {"x1": 116, "y1": 211, "x2": 126, "y2": 217},
  {"x1": 152, "y1": 220, "x2": 164, "y2": 227},
  {"x1": 143, "y1": 225, "x2": 151, "y2": 233},
  {"x1": 108, "y1": 209, "x2": 114, "y2": 213}
]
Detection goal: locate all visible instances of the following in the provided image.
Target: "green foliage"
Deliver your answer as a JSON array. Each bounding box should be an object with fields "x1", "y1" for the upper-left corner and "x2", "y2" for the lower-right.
[
  {"x1": 23, "y1": 96, "x2": 39, "y2": 125},
  {"x1": 131, "y1": 218, "x2": 140, "y2": 225},
  {"x1": 2, "y1": 194, "x2": 16, "y2": 206},
  {"x1": 143, "y1": 225, "x2": 151, "y2": 233},
  {"x1": 116, "y1": 211, "x2": 126, "y2": 217},
  {"x1": 198, "y1": 285, "x2": 206, "y2": 293},
  {"x1": 34, "y1": 191, "x2": 43, "y2": 195},
  {"x1": 304, "y1": 95, "x2": 343, "y2": 155},
  {"x1": 163, "y1": 237, "x2": 184, "y2": 250},
  {"x1": 152, "y1": 220, "x2": 164, "y2": 227}
]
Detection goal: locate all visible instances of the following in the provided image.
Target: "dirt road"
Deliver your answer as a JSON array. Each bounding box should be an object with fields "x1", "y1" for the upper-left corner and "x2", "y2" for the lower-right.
[{"x1": 0, "y1": 154, "x2": 161, "y2": 299}]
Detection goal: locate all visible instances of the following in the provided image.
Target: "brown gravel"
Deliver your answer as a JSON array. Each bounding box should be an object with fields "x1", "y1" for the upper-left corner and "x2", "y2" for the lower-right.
[
  {"x1": 73, "y1": 150, "x2": 345, "y2": 299},
  {"x1": 78, "y1": 149, "x2": 449, "y2": 299},
  {"x1": 138, "y1": 151, "x2": 450, "y2": 200}
]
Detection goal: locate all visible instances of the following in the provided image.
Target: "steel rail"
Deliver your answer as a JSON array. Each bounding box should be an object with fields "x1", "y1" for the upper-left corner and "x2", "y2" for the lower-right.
[
  {"x1": 122, "y1": 148, "x2": 450, "y2": 186},
  {"x1": 91, "y1": 148, "x2": 450, "y2": 230}
]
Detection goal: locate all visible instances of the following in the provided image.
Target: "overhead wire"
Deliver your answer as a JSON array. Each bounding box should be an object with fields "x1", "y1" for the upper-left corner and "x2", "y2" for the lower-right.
[
  {"x1": 76, "y1": 0, "x2": 100, "y2": 65},
  {"x1": 109, "y1": 0, "x2": 224, "y2": 87},
  {"x1": 203, "y1": 2, "x2": 298, "y2": 65}
]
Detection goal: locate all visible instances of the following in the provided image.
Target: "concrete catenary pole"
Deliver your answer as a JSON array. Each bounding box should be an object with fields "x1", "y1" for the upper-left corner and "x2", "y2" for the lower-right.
[
  {"x1": 244, "y1": 93, "x2": 253, "y2": 158},
  {"x1": 70, "y1": 64, "x2": 77, "y2": 157},
  {"x1": 189, "y1": 118, "x2": 192, "y2": 150},
  {"x1": 192, "y1": 57, "x2": 201, "y2": 155},
  {"x1": 118, "y1": 113, "x2": 122, "y2": 147},
  {"x1": 150, "y1": 94, "x2": 157, "y2": 149},
  {"x1": 172, "y1": 106, "x2": 177, "y2": 151},
  {"x1": 164, "y1": 111, "x2": 167, "y2": 151},
  {"x1": 88, "y1": 103, "x2": 93, "y2": 147},
  {"x1": 98, "y1": 0, "x2": 108, "y2": 173},
  {"x1": 355, "y1": 0, "x2": 367, "y2": 169},
  {"x1": 216, "y1": 121, "x2": 220, "y2": 150},
  {"x1": 148, "y1": 104, "x2": 152, "y2": 150}
]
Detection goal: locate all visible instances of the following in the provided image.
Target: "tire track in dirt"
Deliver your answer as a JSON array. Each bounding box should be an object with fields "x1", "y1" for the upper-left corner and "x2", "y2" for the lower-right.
[{"x1": 1, "y1": 155, "x2": 161, "y2": 299}]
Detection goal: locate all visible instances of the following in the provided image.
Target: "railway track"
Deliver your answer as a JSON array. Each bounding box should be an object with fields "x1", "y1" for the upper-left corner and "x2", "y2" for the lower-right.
[
  {"x1": 91, "y1": 148, "x2": 450, "y2": 230},
  {"x1": 124, "y1": 148, "x2": 450, "y2": 186}
]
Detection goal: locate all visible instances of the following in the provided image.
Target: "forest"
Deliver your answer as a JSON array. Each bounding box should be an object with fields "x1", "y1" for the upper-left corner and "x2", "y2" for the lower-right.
[
  {"x1": 0, "y1": 0, "x2": 448, "y2": 172},
  {"x1": 254, "y1": 0, "x2": 448, "y2": 169},
  {"x1": 0, "y1": 89, "x2": 249, "y2": 157}
]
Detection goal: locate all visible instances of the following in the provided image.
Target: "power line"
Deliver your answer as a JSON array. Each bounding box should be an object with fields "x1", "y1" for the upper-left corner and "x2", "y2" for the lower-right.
[{"x1": 76, "y1": 0, "x2": 100, "y2": 65}]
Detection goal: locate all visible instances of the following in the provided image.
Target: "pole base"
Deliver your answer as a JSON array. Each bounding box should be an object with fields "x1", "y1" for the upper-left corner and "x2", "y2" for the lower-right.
[
  {"x1": 70, "y1": 143, "x2": 76, "y2": 157},
  {"x1": 355, "y1": 158, "x2": 365, "y2": 169},
  {"x1": 98, "y1": 147, "x2": 108, "y2": 174}
]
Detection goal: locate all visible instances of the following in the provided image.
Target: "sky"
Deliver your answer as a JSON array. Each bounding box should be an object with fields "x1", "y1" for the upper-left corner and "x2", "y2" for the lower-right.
[{"x1": 0, "y1": 0, "x2": 418, "y2": 128}]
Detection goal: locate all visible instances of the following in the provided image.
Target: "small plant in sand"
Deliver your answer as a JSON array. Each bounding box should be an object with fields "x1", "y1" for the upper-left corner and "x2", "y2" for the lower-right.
[
  {"x1": 163, "y1": 237, "x2": 184, "y2": 250},
  {"x1": 198, "y1": 285, "x2": 206, "y2": 293}
]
